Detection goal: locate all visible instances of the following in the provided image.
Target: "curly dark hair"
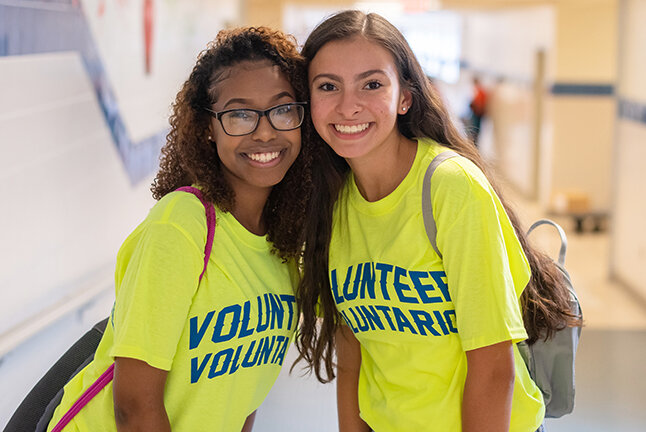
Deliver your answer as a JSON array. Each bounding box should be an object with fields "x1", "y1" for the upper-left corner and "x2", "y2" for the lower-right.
[
  {"x1": 151, "y1": 27, "x2": 315, "y2": 260},
  {"x1": 296, "y1": 10, "x2": 582, "y2": 383}
]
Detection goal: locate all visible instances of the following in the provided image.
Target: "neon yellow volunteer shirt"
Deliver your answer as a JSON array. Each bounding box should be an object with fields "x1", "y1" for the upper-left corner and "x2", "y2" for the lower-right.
[
  {"x1": 329, "y1": 138, "x2": 544, "y2": 432},
  {"x1": 48, "y1": 191, "x2": 299, "y2": 431}
]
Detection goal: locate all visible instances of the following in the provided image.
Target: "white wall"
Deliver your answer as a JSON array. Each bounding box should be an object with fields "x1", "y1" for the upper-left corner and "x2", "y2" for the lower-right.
[
  {"x1": 611, "y1": 0, "x2": 646, "y2": 300},
  {"x1": 0, "y1": 52, "x2": 153, "y2": 335},
  {"x1": 0, "y1": 50, "x2": 154, "y2": 427},
  {"x1": 461, "y1": 6, "x2": 554, "y2": 82}
]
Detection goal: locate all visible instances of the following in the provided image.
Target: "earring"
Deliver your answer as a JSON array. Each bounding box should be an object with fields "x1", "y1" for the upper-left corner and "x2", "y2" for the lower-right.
[{"x1": 401, "y1": 106, "x2": 408, "y2": 113}]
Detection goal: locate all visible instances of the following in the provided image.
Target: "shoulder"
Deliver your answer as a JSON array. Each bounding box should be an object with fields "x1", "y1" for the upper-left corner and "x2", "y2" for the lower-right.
[
  {"x1": 148, "y1": 190, "x2": 207, "y2": 223},
  {"x1": 419, "y1": 139, "x2": 491, "y2": 196},
  {"x1": 417, "y1": 139, "x2": 496, "y2": 213},
  {"x1": 140, "y1": 190, "x2": 211, "y2": 249},
  {"x1": 434, "y1": 156, "x2": 490, "y2": 195},
  {"x1": 115, "y1": 191, "x2": 209, "y2": 278}
]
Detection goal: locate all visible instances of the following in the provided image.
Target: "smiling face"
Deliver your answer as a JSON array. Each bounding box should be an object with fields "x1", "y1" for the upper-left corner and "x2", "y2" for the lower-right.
[
  {"x1": 308, "y1": 36, "x2": 411, "y2": 162},
  {"x1": 209, "y1": 60, "x2": 301, "y2": 196}
]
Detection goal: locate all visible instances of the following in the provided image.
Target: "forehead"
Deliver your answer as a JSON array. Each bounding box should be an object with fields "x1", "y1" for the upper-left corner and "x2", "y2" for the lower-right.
[
  {"x1": 210, "y1": 60, "x2": 295, "y2": 105},
  {"x1": 309, "y1": 36, "x2": 398, "y2": 80}
]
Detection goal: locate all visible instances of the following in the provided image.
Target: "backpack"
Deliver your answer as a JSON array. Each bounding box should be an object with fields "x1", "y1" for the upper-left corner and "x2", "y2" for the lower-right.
[
  {"x1": 5, "y1": 186, "x2": 215, "y2": 432},
  {"x1": 4, "y1": 319, "x2": 108, "y2": 432},
  {"x1": 421, "y1": 150, "x2": 582, "y2": 418}
]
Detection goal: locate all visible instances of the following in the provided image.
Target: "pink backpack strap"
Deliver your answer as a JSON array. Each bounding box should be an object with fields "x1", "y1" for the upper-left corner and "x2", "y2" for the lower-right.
[
  {"x1": 50, "y1": 187, "x2": 215, "y2": 431},
  {"x1": 51, "y1": 365, "x2": 114, "y2": 432},
  {"x1": 175, "y1": 186, "x2": 217, "y2": 281}
]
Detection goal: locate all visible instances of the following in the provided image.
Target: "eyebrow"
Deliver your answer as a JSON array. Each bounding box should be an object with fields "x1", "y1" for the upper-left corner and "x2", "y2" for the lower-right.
[
  {"x1": 222, "y1": 91, "x2": 294, "y2": 109},
  {"x1": 311, "y1": 69, "x2": 387, "y2": 83},
  {"x1": 356, "y1": 69, "x2": 387, "y2": 80}
]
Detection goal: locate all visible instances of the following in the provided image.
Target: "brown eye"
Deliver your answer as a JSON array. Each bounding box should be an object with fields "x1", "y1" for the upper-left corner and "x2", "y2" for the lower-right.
[{"x1": 318, "y1": 83, "x2": 337, "y2": 91}]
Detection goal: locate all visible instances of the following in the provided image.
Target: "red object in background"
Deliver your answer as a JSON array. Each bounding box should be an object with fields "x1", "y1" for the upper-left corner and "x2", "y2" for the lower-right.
[
  {"x1": 144, "y1": 0, "x2": 154, "y2": 75},
  {"x1": 470, "y1": 83, "x2": 488, "y2": 117}
]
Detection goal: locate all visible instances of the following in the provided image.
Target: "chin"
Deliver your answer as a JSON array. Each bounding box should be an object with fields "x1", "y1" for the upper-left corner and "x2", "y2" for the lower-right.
[
  {"x1": 261, "y1": 170, "x2": 292, "y2": 189},
  {"x1": 327, "y1": 144, "x2": 366, "y2": 160}
]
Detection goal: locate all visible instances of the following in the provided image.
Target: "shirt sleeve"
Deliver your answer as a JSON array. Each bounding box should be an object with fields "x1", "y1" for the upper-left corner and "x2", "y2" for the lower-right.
[
  {"x1": 433, "y1": 158, "x2": 530, "y2": 352},
  {"x1": 110, "y1": 219, "x2": 203, "y2": 370}
]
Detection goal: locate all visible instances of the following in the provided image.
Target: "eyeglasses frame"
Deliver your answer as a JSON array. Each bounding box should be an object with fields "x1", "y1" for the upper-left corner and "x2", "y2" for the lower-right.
[{"x1": 204, "y1": 102, "x2": 308, "y2": 137}]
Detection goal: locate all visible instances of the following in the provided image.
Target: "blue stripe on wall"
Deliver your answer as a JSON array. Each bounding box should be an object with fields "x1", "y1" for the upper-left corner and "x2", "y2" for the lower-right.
[
  {"x1": 0, "y1": 2, "x2": 164, "y2": 185},
  {"x1": 618, "y1": 99, "x2": 646, "y2": 126},
  {"x1": 550, "y1": 83, "x2": 615, "y2": 96}
]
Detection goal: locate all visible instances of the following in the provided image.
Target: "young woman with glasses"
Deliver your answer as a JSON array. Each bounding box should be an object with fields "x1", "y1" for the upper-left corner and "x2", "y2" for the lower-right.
[{"x1": 44, "y1": 27, "x2": 314, "y2": 432}]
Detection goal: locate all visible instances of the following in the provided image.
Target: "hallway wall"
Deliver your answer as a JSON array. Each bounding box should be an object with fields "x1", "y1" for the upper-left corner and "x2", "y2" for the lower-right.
[
  {"x1": 612, "y1": 0, "x2": 646, "y2": 300},
  {"x1": 547, "y1": 0, "x2": 617, "y2": 214},
  {"x1": 461, "y1": 1, "x2": 618, "y2": 217},
  {"x1": 460, "y1": 6, "x2": 553, "y2": 197}
]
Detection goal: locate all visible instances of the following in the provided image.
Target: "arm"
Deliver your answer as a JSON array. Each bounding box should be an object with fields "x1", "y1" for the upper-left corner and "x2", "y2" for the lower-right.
[
  {"x1": 113, "y1": 357, "x2": 170, "y2": 432},
  {"x1": 336, "y1": 325, "x2": 370, "y2": 432},
  {"x1": 462, "y1": 340, "x2": 515, "y2": 432},
  {"x1": 241, "y1": 410, "x2": 256, "y2": 432}
]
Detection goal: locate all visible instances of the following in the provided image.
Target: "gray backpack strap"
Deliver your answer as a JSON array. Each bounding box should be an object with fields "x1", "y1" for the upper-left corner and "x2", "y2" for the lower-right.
[
  {"x1": 421, "y1": 150, "x2": 460, "y2": 258},
  {"x1": 527, "y1": 219, "x2": 567, "y2": 266}
]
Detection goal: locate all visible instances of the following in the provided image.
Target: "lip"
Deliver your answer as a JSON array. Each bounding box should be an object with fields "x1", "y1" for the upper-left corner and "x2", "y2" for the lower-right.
[
  {"x1": 241, "y1": 148, "x2": 287, "y2": 168},
  {"x1": 330, "y1": 122, "x2": 372, "y2": 140}
]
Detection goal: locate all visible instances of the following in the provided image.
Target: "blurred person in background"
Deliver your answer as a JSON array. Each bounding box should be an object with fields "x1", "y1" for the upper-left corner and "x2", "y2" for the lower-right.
[{"x1": 467, "y1": 76, "x2": 488, "y2": 147}]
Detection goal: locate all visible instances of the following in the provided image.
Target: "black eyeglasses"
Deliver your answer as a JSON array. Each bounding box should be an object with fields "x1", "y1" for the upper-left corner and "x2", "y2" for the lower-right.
[{"x1": 204, "y1": 102, "x2": 307, "y2": 136}]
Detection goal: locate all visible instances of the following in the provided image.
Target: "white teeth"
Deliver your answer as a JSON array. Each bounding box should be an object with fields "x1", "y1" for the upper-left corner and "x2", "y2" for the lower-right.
[
  {"x1": 247, "y1": 151, "x2": 280, "y2": 163},
  {"x1": 334, "y1": 123, "x2": 369, "y2": 134}
]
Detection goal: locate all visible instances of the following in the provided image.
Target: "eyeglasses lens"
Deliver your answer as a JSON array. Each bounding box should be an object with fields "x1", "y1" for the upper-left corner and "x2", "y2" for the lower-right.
[
  {"x1": 220, "y1": 104, "x2": 304, "y2": 136},
  {"x1": 221, "y1": 111, "x2": 257, "y2": 136},
  {"x1": 269, "y1": 104, "x2": 303, "y2": 130}
]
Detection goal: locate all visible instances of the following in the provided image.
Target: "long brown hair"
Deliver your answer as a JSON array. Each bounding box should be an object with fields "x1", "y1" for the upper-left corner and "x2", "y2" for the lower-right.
[
  {"x1": 295, "y1": 10, "x2": 581, "y2": 383},
  {"x1": 151, "y1": 27, "x2": 315, "y2": 260}
]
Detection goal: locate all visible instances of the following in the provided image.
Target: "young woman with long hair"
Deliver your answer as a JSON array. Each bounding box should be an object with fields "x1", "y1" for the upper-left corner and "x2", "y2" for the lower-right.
[{"x1": 295, "y1": 10, "x2": 580, "y2": 432}]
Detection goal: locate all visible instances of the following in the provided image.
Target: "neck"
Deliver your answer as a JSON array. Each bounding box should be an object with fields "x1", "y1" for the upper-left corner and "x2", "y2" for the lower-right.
[
  {"x1": 349, "y1": 135, "x2": 417, "y2": 202},
  {"x1": 230, "y1": 184, "x2": 272, "y2": 236}
]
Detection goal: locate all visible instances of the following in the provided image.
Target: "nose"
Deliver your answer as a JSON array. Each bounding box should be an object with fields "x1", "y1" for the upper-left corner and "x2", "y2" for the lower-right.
[
  {"x1": 250, "y1": 115, "x2": 276, "y2": 142},
  {"x1": 335, "y1": 89, "x2": 361, "y2": 118}
]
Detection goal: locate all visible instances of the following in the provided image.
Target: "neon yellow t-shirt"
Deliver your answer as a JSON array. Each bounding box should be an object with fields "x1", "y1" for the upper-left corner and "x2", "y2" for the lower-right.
[
  {"x1": 329, "y1": 138, "x2": 544, "y2": 432},
  {"x1": 48, "y1": 191, "x2": 299, "y2": 432}
]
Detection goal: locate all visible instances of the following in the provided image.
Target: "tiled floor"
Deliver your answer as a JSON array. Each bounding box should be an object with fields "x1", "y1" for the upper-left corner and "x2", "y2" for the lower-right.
[{"x1": 255, "y1": 182, "x2": 646, "y2": 432}]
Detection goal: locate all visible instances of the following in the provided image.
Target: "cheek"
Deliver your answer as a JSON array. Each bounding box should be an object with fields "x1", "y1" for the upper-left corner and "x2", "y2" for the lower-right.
[
  {"x1": 376, "y1": 103, "x2": 399, "y2": 125},
  {"x1": 309, "y1": 97, "x2": 330, "y2": 130},
  {"x1": 213, "y1": 140, "x2": 230, "y2": 163},
  {"x1": 380, "y1": 93, "x2": 400, "y2": 113},
  {"x1": 282, "y1": 130, "x2": 301, "y2": 164},
  {"x1": 213, "y1": 132, "x2": 239, "y2": 160},
  {"x1": 209, "y1": 118, "x2": 224, "y2": 140}
]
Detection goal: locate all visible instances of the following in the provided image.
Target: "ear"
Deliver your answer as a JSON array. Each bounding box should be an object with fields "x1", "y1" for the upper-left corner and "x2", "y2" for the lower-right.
[
  {"x1": 398, "y1": 87, "x2": 413, "y2": 115},
  {"x1": 207, "y1": 122, "x2": 216, "y2": 142}
]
